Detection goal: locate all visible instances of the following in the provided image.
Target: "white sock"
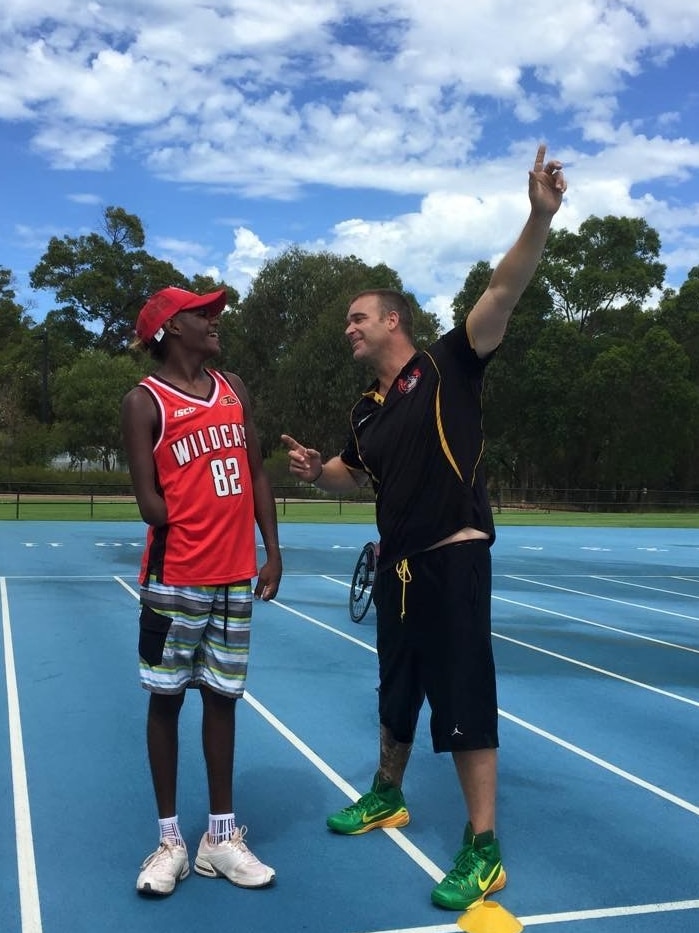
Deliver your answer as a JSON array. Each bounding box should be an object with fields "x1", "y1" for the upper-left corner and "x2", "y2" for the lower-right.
[
  {"x1": 208, "y1": 812, "x2": 236, "y2": 844},
  {"x1": 158, "y1": 815, "x2": 184, "y2": 846}
]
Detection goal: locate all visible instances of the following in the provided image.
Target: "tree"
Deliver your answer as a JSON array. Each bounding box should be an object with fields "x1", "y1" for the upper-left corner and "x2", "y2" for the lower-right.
[
  {"x1": 51, "y1": 350, "x2": 143, "y2": 470},
  {"x1": 451, "y1": 261, "x2": 493, "y2": 326},
  {"x1": 582, "y1": 327, "x2": 699, "y2": 488},
  {"x1": 538, "y1": 216, "x2": 666, "y2": 331},
  {"x1": 30, "y1": 207, "x2": 237, "y2": 354},
  {"x1": 655, "y1": 265, "x2": 699, "y2": 382}
]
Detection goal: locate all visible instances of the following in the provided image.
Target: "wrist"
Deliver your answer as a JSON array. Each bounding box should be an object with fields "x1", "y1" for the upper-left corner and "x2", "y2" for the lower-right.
[{"x1": 310, "y1": 464, "x2": 323, "y2": 484}]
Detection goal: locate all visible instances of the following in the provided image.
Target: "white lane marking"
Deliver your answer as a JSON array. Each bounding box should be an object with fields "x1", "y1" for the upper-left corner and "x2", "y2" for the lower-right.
[
  {"x1": 505, "y1": 575, "x2": 699, "y2": 623},
  {"x1": 494, "y1": 592, "x2": 699, "y2": 655},
  {"x1": 244, "y1": 690, "x2": 444, "y2": 883},
  {"x1": 370, "y1": 897, "x2": 699, "y2": 932},
  {"x1": 1, "y1": 578, "x2": 42, "y2": 932},
  {"x1": 494, "y1": 625, "x2": 699, "y2": 708},
  {"x1": 500, "y1": 709, "x2": 699, "y2": 816},
  {"x1": 592, "y1": 575, "x2": 699, "y2": 599}
]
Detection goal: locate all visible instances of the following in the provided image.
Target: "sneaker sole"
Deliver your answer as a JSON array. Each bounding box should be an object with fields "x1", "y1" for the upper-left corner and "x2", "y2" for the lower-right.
[
  {"x1": 431, "y1": 867, "x2": 506, "y2": 910},
  {"x1": 193, "y1": 857, "x2": 275, "y2": 888},
  {"x1": 328, "y1": 809, "x2": 411, "y2": 835},
  {"x1": 136, "y1": 863, "x2": 190, "y2": 897}
]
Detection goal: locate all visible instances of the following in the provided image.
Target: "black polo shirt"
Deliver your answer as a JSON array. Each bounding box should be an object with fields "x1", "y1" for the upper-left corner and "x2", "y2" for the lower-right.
[{"x1": 340, "y1": 322, "x2": 495, "y2": 571}]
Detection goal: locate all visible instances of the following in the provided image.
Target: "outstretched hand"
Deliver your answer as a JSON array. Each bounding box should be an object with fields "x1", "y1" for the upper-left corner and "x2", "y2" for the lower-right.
[
  {"x1": 280, "y1": 433, "x2": 323, "y2": 483},
  {"x1": 529, "y1": 144, "x2": 566, "y2": 217}
]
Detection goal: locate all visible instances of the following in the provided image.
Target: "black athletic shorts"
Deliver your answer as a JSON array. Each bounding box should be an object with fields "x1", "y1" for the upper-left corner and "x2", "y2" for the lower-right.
[{"x1": 372, "y1": 539, "x2": 499, "y2": 753}]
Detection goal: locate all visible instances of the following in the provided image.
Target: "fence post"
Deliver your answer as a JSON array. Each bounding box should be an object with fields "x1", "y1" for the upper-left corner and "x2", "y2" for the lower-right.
[{"x1": 15, "y1": 491, "x2": 20, "y2": 520}]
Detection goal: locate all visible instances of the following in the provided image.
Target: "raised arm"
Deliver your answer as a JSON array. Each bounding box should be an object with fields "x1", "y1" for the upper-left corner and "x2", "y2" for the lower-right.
[{"x1": 467, "y1": 144, "x2": 567, "y2": 357}]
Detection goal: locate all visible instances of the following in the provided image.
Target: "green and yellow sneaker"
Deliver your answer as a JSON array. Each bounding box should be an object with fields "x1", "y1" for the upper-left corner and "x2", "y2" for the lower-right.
[
  {"x1": 431, "y1": 822, "x2": 506, "y2": 910},
  {"x1": 326, "y1": 773, "x2": 410, "y2": 835}
]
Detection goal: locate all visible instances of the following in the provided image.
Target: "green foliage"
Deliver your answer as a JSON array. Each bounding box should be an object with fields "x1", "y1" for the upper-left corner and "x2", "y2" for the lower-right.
[
  {"x1": 1, "y1": 210, "x2": 698, "y2": 495},
  {"x1": 451, "y1": 260, "x2": 493, "y2": 326},
  {"x1": 539, "y1": 215, "x2": 666, "y2": 331},
  {"x1": 582, "y1": 327, "x2": 699, "y2": 487},
  {"x1": 51, "y1": 350, "x2": 143, "y2": 470}
]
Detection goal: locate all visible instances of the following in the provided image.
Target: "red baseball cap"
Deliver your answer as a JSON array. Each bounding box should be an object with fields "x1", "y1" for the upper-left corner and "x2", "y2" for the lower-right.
[{"x1": 135, "y1": 286, "x2": 227, "y2": 344}]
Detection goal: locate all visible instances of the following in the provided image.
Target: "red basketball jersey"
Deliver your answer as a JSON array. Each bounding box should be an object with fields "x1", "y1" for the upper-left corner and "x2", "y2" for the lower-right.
[{"x1": 137, "y1": 369, "x2": 257, "y2": 586}]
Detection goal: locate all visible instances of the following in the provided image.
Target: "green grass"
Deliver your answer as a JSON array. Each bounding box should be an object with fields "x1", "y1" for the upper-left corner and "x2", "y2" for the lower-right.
[
  {"x1": 0, "y1": 496, "x2": 697, "y2": 527},
  {"x1": 492, "y1": 508, "x2": 699, "y2": 528}
]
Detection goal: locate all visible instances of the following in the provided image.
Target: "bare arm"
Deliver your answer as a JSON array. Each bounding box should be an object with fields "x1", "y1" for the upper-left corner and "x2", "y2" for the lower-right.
[
  {"x1": 228, "y1": 373, "x2": 282, "y2": 601},
  {"x1": 120, "y1": 386, "x2": 168, "y2": 527},
  {"x1": 280, "y1": 433, "x2": 367, "y2": 494},
  {"x1": 467, "y1": 144, "x2": 567, "y2": 357}
]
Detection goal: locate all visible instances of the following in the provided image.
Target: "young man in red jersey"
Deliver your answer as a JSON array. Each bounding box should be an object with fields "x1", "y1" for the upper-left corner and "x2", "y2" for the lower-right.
[{"x1": 122, "y1": 285, "x2": 282, "y2": 897}]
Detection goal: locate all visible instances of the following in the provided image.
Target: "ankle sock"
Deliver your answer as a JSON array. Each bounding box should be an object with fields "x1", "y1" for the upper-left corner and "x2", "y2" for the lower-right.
[
  {"x1": 208, "y1": 812, "x2": 236, "y2": 844},
  {"x1": 158, "y1": 815, "x2": 184, "y2": 846}
]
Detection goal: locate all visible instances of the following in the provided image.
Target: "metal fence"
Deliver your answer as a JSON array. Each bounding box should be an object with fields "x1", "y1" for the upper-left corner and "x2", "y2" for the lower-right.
[{"x1": 1, "y1": 483, "x2": 698, "y2": 520}]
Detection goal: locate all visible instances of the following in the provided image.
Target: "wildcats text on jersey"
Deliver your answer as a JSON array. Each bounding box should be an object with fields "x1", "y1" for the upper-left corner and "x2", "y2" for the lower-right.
[{"x1": 170, "y1": 422, "x2": 248, "y2": 466}]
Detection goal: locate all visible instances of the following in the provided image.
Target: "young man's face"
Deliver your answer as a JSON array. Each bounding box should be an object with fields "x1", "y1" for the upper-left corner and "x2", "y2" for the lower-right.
[
  {"x1": 169, "y1": 308, "x2": 221, "y2": 356},
  {"x1": 345, "y1": 294, "x2": 394, "y2": 362}
]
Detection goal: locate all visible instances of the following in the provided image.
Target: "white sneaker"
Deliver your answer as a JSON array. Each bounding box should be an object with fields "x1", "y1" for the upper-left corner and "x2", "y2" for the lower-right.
[
  {"x1": 194, "y1": 827, "x2": 275, "y2": 888},
  {"x1": 136, "y1": 840, "x2": 190, "y2": 896}
]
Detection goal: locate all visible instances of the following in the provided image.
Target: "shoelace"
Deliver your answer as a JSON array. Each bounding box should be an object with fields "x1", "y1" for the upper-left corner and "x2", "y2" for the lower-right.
[
  {"x1": 228, "y1": 827, "x2": 260, "y2": 863},
  {"x1": 449, "y1": 846, "x2": 486, "y2": 883},
  {"x1": 345, "y1": 790, "x2": 381, "y2": 814},
  {"x1": 147, "y1": 841, "x2": 180, "y2": 869}
]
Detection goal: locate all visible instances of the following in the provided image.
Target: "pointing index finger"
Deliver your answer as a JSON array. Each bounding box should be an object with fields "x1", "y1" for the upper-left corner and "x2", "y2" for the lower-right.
[
  {"x1": 280, "y1": 434, "x2": 300, "y2": 451},
  {"x1": 533, "y1": 143, "x2": 546, "y2": 170}
]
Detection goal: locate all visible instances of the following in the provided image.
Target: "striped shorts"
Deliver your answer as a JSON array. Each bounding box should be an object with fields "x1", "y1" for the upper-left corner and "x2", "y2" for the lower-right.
[{"x1": 138, "y1": 578, "x2": 252, "y2": 697}]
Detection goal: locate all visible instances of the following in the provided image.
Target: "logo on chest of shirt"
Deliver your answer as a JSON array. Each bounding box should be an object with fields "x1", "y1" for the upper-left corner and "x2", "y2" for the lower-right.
[
  {"x1": 173, "y1": 406, "x2": 197, "y2": 418},
  {"x1": 219, "y1": 394, "x2": 240, "y2": 407},
  {"x1": 397, "y1": 367, "x2": 421, "y2": 395}
]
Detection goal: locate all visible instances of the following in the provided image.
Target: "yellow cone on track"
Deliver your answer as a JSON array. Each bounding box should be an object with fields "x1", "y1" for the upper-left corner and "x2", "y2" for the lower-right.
[{"x1": 457, "y1": 900, "x2": 524, "y2": 933}]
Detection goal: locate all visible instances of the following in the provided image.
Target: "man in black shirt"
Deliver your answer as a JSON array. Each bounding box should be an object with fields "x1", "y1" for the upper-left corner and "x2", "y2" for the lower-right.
[{"x1": 281, "y1": 145, "x2": 566, "y2": 911}]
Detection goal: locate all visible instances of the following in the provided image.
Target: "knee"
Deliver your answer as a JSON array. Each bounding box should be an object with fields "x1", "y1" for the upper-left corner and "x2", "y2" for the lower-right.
[{"x1": 149, "y1": 691, "x2": 185, "y2": 719}]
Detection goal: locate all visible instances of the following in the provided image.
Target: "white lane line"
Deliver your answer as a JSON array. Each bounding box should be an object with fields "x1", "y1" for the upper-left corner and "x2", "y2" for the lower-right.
[
  {"x1": 500, "y1": 709, "x2": 699, "y2": 816},
  {"x1": 494, "y1": 593, "x2": 699, "y2": 655},
  {"x1": 243, "y1": 690, "x2": 444, "y2": 883},
  {"x1": 505, "y1": 575, "x2": 699, "y2": 623},
  {"x1": 370, "y1": 897, "x2": 699, "y2": 932},
  {"x1": 271, "y1": 598, "x2": 377, "y2": 652},
  {"x1": 1, "y1": 578, "x2": 42, "y2": 933},
  {"x1": 494, "y1": 626, "x2": 699, "y2": 709},
  {"x1": 592, "y1": 575, "x2": 699, "y2": 600},
  {"x1": 114, "y1": 576, "x2": 138, "y2": 598}
]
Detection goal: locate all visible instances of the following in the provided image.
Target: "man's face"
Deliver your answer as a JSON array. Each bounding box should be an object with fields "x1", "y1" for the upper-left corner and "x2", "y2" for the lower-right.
[
  {"x1": 169, "y1": 307, "x2": 221, "y2": 356},
  {"x1": 345, "y1": 294, "x2": 392, "y2": 361}
]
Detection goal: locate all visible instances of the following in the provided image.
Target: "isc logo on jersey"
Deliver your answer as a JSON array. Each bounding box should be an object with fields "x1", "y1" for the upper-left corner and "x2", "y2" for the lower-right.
[{"x1": 173, "y1": 406, "x2": 197, "y2": 418}]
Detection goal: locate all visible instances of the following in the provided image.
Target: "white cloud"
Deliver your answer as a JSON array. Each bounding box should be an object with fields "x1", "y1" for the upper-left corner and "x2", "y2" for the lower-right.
[
  {"x1": 66, "y1": 193, "x2": 103, "y2": 205},
  {"x1": 222, "y1": 227, "x2": 279, "y2": 297},
  {"x1": 1, "y1": 1, "x2": 699, "y2": 316}
]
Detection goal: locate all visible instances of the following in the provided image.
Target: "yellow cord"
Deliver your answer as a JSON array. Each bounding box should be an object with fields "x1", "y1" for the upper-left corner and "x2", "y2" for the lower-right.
[{"x1": 395, "y1": 558, "x2": 412, "y2": 620}]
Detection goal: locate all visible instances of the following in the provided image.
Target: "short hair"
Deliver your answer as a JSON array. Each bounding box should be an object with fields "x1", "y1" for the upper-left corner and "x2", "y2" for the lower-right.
[{"x1": 349, "y1": 288, "x2": 414, "y2": 339}]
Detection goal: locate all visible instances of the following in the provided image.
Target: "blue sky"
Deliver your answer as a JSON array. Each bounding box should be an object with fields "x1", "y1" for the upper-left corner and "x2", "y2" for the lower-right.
[{"x1": 2, "y1": 1, "x2": 699, "y2": 329}]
